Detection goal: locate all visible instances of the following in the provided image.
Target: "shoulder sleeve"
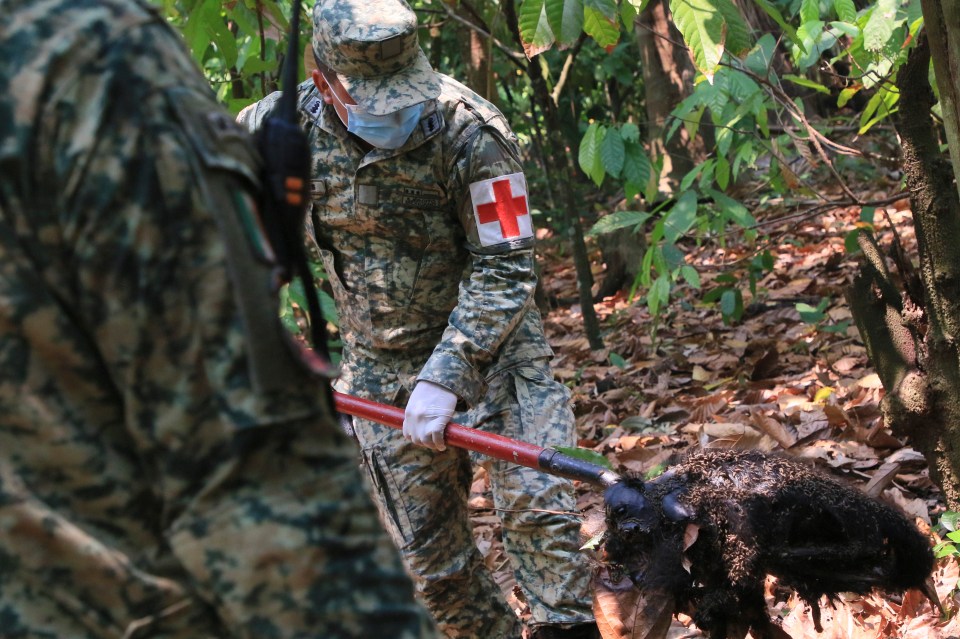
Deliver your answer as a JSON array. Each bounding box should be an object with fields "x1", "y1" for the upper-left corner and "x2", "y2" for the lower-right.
[
  {"x1": 416, "y1": 124, "x2": 540, "y2": 405},
  {"x1": 451, "y1": 124, "x2": 535, "y2": 255}
]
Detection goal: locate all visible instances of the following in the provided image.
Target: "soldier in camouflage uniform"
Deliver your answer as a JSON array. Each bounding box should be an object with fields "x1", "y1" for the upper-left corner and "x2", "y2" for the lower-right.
[
  {"x1": 0, "y1": 1, "x2": 438, "y2": 637},
  {"x1": 238, "y1": 1, "x2": 599, "y2": 637}
]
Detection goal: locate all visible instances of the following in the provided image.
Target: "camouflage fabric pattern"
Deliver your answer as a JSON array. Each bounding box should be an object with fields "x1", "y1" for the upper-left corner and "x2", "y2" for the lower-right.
[
  {"x1": 0, "y1": 1, "x2": 436, "y2": 637},
  {"x1": 312, "y1": 0, "x2": 441, "y2": 116},
  {"x1": 240, "y1": 73, "x2": 595, "y2": 635}
]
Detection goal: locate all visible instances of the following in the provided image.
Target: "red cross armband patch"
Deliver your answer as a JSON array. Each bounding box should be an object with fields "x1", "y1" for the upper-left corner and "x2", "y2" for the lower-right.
[{"x1": 469, "y1": 172, "x2": 533, "y2": 247}]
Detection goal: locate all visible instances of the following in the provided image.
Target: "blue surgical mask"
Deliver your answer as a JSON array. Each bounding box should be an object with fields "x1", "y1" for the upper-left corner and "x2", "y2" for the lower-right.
[{"x1": 330, "y1": 90, "x2": 425, "y2": 150}]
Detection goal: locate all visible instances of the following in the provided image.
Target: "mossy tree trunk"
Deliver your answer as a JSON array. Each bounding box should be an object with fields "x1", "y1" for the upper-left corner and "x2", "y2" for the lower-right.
[{"x1": 847, "y1": 2, "x2": 960, "y2": 508}]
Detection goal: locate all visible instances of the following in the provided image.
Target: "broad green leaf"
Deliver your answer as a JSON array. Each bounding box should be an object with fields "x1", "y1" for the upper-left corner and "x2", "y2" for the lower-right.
[
  {"x1": 858, "y1": 86, "x2": 899, "y2": 133},
  {"x1": 546, "y1": 0, "x2": 585, "y2": 47},
  {"x1": 783, "y1": 74, "x2": 831, "y2": 94},
  {"x1": 941, "y1": 511, "x2": 960, "y2": 532},
  {"x1": 587, "y1": 210, "x2": 651, "y2": 236},
  {"x1": 578, "y1": 123, "x2": 606, "y2": 186},
  {"x1": 663, "y1": 191, "x2": 698, "y2": 244},
  {"x1": 796, "y1": 302, "x2": 826, "y2": 323},
  {"x1": 864, "y1": 0, "x2": 896, "y2": 52},
  {"x1": 833, "y1": 0, "x2": 857, "y2": 23},
  {"x1": 648, "y1": 274, "x2": 671, "y2": 314},
  {"x1": 670, "y1": 0, "x2": 730, "y2": 80},
  {"x1": 518, "y1": 0, "x2": 556, "y2": 58},
  {"x1": 681, "y1": 265, "x2": 701, "y2": 288},
  {"x1": 205, "y1": 6, "x2": 238, "y2": 67},
  {"x1": 720, "y1": 288, "x2": 741, "y2": 319},
  {"x1": 584, "y1": 0, "x2": 620, "y2": 48},
  {"x1": 715, "y1": 155, "x2": 730, "y2": 190},
  {"x1": 621, "y1": 0, "x2": 650, "y2": 27},
  {"x1": 623, "y1": 142, "x2": 652, "y2": 192},
  {"x1": 800, "y1": 0, "x2": 819, "y2": 24},
  {"x1": 609, "y1": 352, "x2": 628, "y2": 368},
  {"x1": 600, "y1": 128, "x2": 626, "y2": 177}
]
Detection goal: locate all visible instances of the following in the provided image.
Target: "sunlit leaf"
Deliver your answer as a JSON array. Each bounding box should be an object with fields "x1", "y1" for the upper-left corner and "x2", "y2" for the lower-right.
[
  {"x1": 584, "y1": 0, "x2": 620, "y2": 48},
  {"x1": 519, "y1": 0, "x2": 556, "y2": 58},
  {"x1": 546, "y1": 0, "x2": 585, "y2": 47}
]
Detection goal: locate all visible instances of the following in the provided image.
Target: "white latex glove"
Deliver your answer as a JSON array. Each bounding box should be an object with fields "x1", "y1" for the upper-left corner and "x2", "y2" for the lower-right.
[{"x1": 403, "y1": 381, "x2": 457, "y2": 451}]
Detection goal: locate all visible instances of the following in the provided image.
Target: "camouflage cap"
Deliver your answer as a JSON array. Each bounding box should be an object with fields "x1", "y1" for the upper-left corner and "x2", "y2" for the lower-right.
[{"x1": 312, "y1": 0, "x2": 441, "y2": 116}]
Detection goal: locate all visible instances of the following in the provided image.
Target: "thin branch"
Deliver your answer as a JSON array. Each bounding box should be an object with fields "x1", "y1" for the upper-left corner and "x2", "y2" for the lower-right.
[
  {"x1": 438, "y1": 3, "x2": 527, "y2": 69},
  {"x1": 551, "y1": 33, "x2": 588, "y2": 105}
]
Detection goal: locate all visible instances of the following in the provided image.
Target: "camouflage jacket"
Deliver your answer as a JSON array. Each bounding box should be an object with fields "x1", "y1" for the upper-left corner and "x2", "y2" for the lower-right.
[
  {"x1": 239, "y1": 75, "x2": 553, "y2": 406},
  {"x1": 0, "y1": 0, "x2": 343, "y2": 633}
]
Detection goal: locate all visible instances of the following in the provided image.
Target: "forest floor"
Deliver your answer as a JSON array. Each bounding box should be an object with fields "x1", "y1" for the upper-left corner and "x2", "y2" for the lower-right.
[{"x1": 467, "y1": 186, "x2": 960, "y2": 638}]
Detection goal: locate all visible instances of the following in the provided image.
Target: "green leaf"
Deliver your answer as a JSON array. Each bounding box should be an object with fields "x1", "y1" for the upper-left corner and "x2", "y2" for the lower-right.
[
  {"x1": 715, "y1": 155, "x2": 730, "y2": 190},
  {"x1": 648, "y1": 274, "x2": 671, "y2": 315},
  {"x1": 844, "y1": 229, "x2": 863, "y2": 254},
  {"x1": 620, "y1": 122, "x2": 641, "y2": 143},
  {"x1": 623, "y1": 141, "x2": 653, "y2": 199},
  {"x1": 546, "y1": 0, "x2": 585, "y2": 47},
  {"x1": 864, "y1": 0, "x2": 896, "y2": 52},
  {"x1": 663, "y1": 191, "x2": 699, "y2": 243},
  {"x1": 555, "y1": 446, "x2": 614, "y2": 469},
  {"x1": 609, "y1": 352, "x2": 628, "y2": 369},
  {"x1": 670, "y1": 0, "x2": 733, "y2": 80},
  {"x1": 833, "y1": 0, "x2": 857, "y2": 22},
  {"x1": 587, "y1": 210, "x2": 651, "y2": 236},
  {"x1": 858, "y1": 86, "x2": 899, "y2": 133},
  {"x1": 940, "y1": 511, "x2": 960, "y2": 532},
  {"x1": 681, "y1": 265, "x2": 701, "y2": 288},
  {"x1": 783, "y1": 74, "x2": 831, "y2": 94},
  {"x1": 584, "y1": 0, "x2": 620, "y2": 48},
  {"x1": 837, "y1": 85, "x2": 861, "y2": 108},
  {"x1": 600, "y1": 127, "x2": 626, "y2": 177},
  {"x1": 796, "y1": 302, "x2": 826, "y2": 323},
  {"x1": 935, "y1": 543, "x2": 958, "y2": 559},
  {"x1": 720, "y1": 288, "x2": 742, "y2": 320},
  {"x1": 707, "y1": 188, "x2": 756, "y2": 227},
  {"x1": 518, "y1": 0, "x2": 556, "y2": 57},
  {"x1": 621, "y1": 0, "x2": 650, "y2": 27},
  {"x1": 578, "y1": 123, "x2": 606, "y2": 186},
  {"x1": 800, "y1": 0, "x2": 819, "y2": 23}
]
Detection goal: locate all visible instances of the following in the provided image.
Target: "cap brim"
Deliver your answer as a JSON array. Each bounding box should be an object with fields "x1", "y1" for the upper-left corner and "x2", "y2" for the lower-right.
[{"x1": 337, "y1": 48, "x2": 441, "y2": 116}]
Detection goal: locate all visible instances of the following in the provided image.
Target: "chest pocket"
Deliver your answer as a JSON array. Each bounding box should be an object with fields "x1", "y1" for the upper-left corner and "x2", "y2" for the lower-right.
[{"x1": 355, "y1": 180, "x2": 463, "y2": 350}]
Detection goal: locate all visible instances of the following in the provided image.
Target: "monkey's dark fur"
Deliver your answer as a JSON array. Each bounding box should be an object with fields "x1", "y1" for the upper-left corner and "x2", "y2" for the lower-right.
[{"x1": 602, "y1": 449, "x2": 934, "y2": 638}]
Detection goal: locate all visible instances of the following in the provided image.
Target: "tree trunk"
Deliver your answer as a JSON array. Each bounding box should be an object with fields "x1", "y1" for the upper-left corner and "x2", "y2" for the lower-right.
[
  {"x1": 846, "y1": 22, "x2": 960, "y2": 508},
  {"x1": 453, "y1": 2, "x2": 496, "y2": 102},
  {"x1": 503, "y1": 0, "x2": 603, "y2": 349},
  {"x1": 634, "y1": 0, "x2": 708, "y2": 194}
]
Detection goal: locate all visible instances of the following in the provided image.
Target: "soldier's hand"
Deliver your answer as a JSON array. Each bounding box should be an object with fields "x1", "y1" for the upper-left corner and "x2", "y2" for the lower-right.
[{"x1": 403, "y1": 381, "x2": 457, "y2": 451}]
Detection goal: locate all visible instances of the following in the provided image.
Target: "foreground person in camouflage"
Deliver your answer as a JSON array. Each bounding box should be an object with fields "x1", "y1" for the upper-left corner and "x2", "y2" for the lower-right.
[
  {"x1": 0, "y1": 1, "x2": 437, "y2": 637},
  {"x1": 238, "y1": 1, "x2": 598, "y2": 637}
]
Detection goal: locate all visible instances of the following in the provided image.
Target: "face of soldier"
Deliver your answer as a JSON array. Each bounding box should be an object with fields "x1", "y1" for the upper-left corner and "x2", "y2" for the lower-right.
[
  {"x1": 310, "y1": 69, "x2": 425, "y2": 150},
  {"x1": 312, "y1": 69, "x2": 354, "y2": 129}
]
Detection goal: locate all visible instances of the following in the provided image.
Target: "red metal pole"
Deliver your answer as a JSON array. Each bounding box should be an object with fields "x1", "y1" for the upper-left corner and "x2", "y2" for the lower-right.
[
  {"x1": 333, "y1": 391, "x2": 545, "y2": 468},
  {"x1": 332, "y1": 391, "x2": 619, "y2": 487}
]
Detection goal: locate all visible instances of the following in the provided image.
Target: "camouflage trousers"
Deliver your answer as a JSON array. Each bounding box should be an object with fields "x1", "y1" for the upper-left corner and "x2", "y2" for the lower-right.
[
  {"x1": 347, "y1": 358, "x2": 596, "y2": 638},
  {"x1": 0, "y1": 419, "x2": 436, "y2": 639}
]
